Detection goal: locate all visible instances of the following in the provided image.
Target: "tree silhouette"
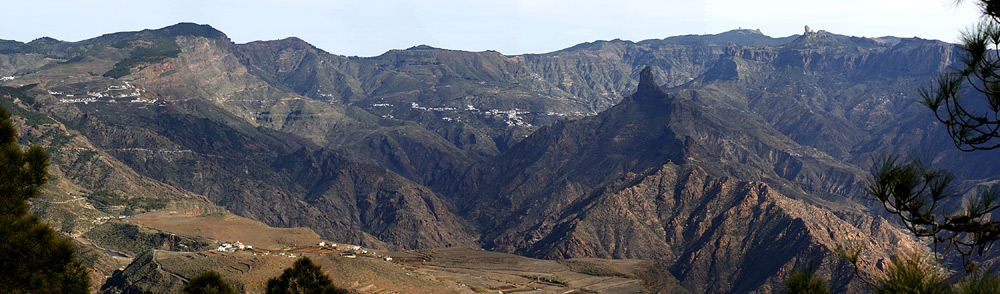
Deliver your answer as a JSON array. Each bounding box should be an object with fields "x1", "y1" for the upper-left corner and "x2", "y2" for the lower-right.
[
  {"x1": 181, "y1": 270, "x2": 236, "y2": 294},
  {"x1": 921, "y1": 0, "x2": 1000, "y2": 150},
  {"x1": 867, "y1": 155, "x2": 1000, "y2": 270},
  {"x1": 266, "y1": 257, "x2": 347, "y2": 294},
  {"x1": 868, "y1": 0, "x2": 1000, "y2": 270},
  {"x1": 0, "y1": 105, "x2": 90, "y2": 293},
  {"x1": 829, "y1": 1, "x2": 1000, "y2": 292}
]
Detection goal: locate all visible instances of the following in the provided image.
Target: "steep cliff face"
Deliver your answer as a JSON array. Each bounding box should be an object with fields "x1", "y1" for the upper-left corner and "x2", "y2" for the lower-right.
[
  {"x1": 672, "y1": 32, "x2": 1000, "y2": 183},
  {"x1": 515, "y1": 164, "x2": 913, "y2": 293},
  {"x1": 521, "y1": 40, "x2": 721, "y2": 110}
]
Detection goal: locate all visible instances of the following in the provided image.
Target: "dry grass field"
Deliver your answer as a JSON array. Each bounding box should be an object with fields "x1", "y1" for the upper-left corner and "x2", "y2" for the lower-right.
[
  {"x1": 132, "y1": 212, "x2": 659, "y2": 293},
  {"x1": 156, "y1": 251, "x2": 466, "y2": 293},
  {"x1": 395, "y1": 247, "x2": 651, "y2": 293},
  {"x1": 129, "y1": 212, "x2": 323, "y2": 249}
]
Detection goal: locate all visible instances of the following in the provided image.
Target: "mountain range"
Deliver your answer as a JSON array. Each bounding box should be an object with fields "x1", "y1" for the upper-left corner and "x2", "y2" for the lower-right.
[{"x1": 2, "y1": 23, "x2": 996, "y2": 293}]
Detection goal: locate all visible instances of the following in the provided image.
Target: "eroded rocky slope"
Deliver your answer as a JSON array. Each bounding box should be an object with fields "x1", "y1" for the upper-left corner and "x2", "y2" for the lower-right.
[{"x1": 2, "y1": 23, "x2": 995, "y2": 293}]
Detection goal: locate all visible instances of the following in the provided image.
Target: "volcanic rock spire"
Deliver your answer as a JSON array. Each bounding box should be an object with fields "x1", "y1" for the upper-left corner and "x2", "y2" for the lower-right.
[
  {"x1": 631, "y1": 66, "x2": 671, "y2": 105},
  {"x1": 637, "y1": 66, "x2": 658, "y2": 93}
]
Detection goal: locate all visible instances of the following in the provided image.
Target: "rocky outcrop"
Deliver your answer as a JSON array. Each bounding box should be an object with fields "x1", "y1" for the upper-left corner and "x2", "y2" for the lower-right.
[
  {"x1": 520, "y1": 164, "x2": 914, "y2": 293},
  {"x1": 98, "y1": 251, "x2": 185, "y2": 294}
]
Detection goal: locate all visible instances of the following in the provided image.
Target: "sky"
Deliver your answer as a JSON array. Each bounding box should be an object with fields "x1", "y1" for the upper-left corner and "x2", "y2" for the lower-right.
[{"x1": 0, "y1": 0, "x2": 984, "y2": 57}]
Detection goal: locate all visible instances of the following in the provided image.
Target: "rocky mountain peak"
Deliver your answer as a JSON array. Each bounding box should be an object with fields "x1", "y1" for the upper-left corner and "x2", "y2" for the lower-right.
[
  {"x1": 630, "y1": 66, "x2": 671, "y2": 104},
  {"x1": 638, "y1": 66, "x2": 656, "y2": 91}
]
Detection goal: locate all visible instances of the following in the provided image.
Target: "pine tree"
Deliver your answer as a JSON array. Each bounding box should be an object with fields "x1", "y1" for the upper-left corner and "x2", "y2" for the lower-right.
[
  {"x1": 872, "y1": 0, "x2": 1000, "y2": 271},
  {"x1": 0, "y1": 105, "x2": 90, "y2": 293},
  {"x1": 181, "y1": 270, "x2": 237, "y2": 294},
  {"x1": 265, "y1": 257, "x2": 347, "y2": 294},
  {"x1": 921, "y1": 0, "x2": 1000, "y2": 151}
]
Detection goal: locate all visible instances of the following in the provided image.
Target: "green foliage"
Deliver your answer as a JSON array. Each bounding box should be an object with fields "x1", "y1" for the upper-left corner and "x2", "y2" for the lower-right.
[
  {"x1": 857, "y1": 0, "x2": 1000, "y2": 283},
  {"x1": 0, "y1": 105, "x2": 90, "y2": 293},
  {"x1": 536, "y1": 274, "x2": 568, "y2": 286},
  {"x1": 0, "y1": 38, "x2": 54, "y2": 54},
  {"x1": 83, "y1": 222, "x2": 213, "y2": 255},
  {"x1": 0, "y1": 214, "x2": 91, "y2": 293},
  {"x1": 266, "y1": 257, "x2": 348, "y2": 294},
  {"x1": 867, "y1": 154, "x2": 1000, "y2": 269},
  {"x1": 919, "y1": 1, "x2": 1000, "y2": 150},
  {"x1": 19, "y1": 128, "x2": 76, "y2": 147},
  {"x1": 957, "y1": 268, "x2": 1000, "y2": 294},
  {"x1": 783, "y1": 263, "x2": 829, "y2": 294},
  {"x1": 153, "y1": 22, "x2": 226, "y2": 39},
  {"x1": 559, "y1": 260, "x2": 630, "y2": 278},
  {"x1": 0, "y1": 85, "x2": 56, "y2": 127},
  {"x1": 59, "y1": 55, "x2": 86, "y2": 64},
  {"x1": 86, "y1": 190, "x2": 168, "y2": 214},
  {"x1": 0, "y1": 107, "x2": 49, "y2": 216},
  {"x1": 182, "y1": 270, "x2": 237, "y2": 294},
  {"x1": 875, "y1": 252, "x2": 950, "y2": 294},
  {"x1": 103, "y1": 37, "x2": 181, "y2": 79}
]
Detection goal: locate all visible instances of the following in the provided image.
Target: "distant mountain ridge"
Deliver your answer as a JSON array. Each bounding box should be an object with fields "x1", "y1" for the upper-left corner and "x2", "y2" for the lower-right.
[{"x1": 1, "y1": 23, "x2": 994, "y2": 293}]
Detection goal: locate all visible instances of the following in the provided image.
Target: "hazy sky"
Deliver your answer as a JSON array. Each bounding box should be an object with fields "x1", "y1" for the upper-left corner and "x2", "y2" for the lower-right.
[{"x1": 0, "y1": 0, "x2": 983, "y2": 57}]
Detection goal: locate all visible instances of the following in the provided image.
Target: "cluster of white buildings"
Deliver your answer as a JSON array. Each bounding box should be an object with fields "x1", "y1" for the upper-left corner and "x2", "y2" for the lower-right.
[
  {"x1": 409, "y1": 102, "x2": 457, "y2": 112},
  {"x1": 130, "y1": 97, "x2": 157, "y2": 104},
  {"x1": 396, "y1": 101, "x2": 539, "y2": 127},
  {"x1": 53, "y1": 82, "x2": 148, "y2": 103},
  {"x1": 485, "y1": 108, "x2": 531, "y2": 127},
  {"x1": 59, "y1": 97, "x2": 97, "y2": 104},
  {"x1": 0, "y1": 76, "x2": 14, "y2": 81},
  {"x1": 216, "y1": 241, "x2": 252, "y2": 253},
  {"x1": 91, "y1": 215, "x2": 128, "y2": 224},
  {"x1": 318, "y1": 241, "x2": 362, "y2": 251}
]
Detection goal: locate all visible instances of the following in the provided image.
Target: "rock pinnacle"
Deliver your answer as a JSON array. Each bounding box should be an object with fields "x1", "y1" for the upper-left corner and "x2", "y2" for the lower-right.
[{"x1": 637, "y1": 66, "x2": 658, "y2": 93}]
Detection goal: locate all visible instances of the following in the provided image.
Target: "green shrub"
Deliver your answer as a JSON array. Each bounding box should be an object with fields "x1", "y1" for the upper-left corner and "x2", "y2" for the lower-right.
[
  {"x1": 266, "y1": 257, "x2": 349, "y2": 294},
  {"x1": 875, "y1": 252, "x2": 950, "y2": 294},
  {"x1": 783, "y1": 264, "x2": 829, "y2": 294},
  {"x1": 182, "y1": 270, "x2": 237, "y2": 294}
]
